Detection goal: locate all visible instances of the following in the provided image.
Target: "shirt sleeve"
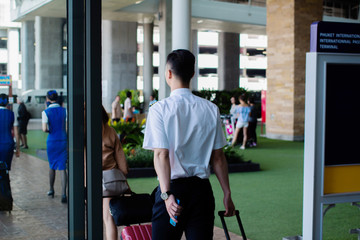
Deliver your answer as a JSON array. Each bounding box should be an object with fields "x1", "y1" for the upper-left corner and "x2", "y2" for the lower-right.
[
  {"x1": 13, "y1": 111, "x2": 18, "y2": 127},
  {"x1": 142, "y1": 105, "x2": 169, "y2": 150},
  {"x1": 213, "y1": 107, "x2": 227, "y2": 150},
  {"x1": 42, "y1": 111, "x2": 48, "y2": 123}
]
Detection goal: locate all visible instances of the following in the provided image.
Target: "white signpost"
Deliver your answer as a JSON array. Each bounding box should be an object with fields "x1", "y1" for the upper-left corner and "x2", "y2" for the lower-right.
[{"x1": 303, "y1": 21, "x2": 360, "y2": 240}]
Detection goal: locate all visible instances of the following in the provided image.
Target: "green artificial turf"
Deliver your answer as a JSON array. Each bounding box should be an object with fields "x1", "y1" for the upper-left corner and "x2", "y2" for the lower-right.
[
  {"x1": 23, "y1": 128, "x2": 360, "y2": 239},
  {"x1": 19, "y1": 129, "x2": 48, "y2": 160}
]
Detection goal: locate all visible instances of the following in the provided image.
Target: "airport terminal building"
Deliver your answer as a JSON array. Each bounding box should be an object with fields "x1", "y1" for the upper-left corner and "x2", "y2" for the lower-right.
[{"x1": 2, "y1": 0, "x2": 360, "y2": 238}]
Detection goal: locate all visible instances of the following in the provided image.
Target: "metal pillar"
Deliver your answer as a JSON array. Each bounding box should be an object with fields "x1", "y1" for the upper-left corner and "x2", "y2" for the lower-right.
[
  {"x1": 85, "y1": 0, "x2": 103, "y2": 239},
  {"x1": 67, "y1": 0, "x2": 85, "y2": 238},
  {"x1": 143, "y1": 21, "x2": 154, "y2": 111}
]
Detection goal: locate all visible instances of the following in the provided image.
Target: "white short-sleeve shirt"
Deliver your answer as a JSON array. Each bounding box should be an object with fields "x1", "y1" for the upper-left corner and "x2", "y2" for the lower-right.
[
  {"x1": 124, "y1": 97, "x2": 133, "y2": 119},
  {"x1": 143, "y1": 88, "x2": 227, "y2": 179}
]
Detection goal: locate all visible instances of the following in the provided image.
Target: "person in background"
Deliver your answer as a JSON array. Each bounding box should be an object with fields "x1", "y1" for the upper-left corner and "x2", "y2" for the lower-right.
[
  {"x1": 101, "y1": 105, "x2": 128, "y2": 240},
  {"x1": 247, "y1": 97, "x2": 257, "y2": 147},
  {"x1": 231, "y1": 94, "x2": 251, "y2": 150},
  {"x1": 0, "y1": 94, "x2": 20, "y2": 170},
  {"x1": 123, "y1": 91, "x2": 134, "y2": 122},
  {"x1": 149, "y1": 92, "x2": 157, "y2": 108},
  {"x1": 17, "y1": 97, "x2": 30, "y2": 149},
  {"x1": 143, "y1": 49, "x2": 235, "y2": 239},
  {"x1": 58, "y1": 91, "x2": 64, "y2": 107},
  {"x1": 229, "y1": 96, "x2": 237, "y2": 115},
  {"x1": 111, "y1": 95, "x2": 122, "y2": 123},
  {"x1": 229, "y1": 96, "x2": 238, "y2": 132},
  {"x1": 42, "y1": 90, "x2": 68, "y2": 203}
]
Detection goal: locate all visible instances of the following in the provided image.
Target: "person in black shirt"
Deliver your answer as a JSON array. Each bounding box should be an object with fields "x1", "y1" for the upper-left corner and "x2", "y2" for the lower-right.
[{"x1": 17, "y1": 98, "x2": 30, "y2": 149}]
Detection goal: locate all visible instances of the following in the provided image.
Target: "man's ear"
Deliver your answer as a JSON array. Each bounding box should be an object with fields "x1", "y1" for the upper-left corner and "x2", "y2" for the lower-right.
[{"x1": 167, "y1": 68, "x2": 173, "y2": 79}]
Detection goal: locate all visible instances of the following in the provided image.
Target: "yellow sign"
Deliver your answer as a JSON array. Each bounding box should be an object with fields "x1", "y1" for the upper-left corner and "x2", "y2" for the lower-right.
[
  {"x1": 0, "y1": 75, "x2": 12, "y2": 86},
  {"x1": 324, "y1": 165, "x2": 360, "y2": 194}
]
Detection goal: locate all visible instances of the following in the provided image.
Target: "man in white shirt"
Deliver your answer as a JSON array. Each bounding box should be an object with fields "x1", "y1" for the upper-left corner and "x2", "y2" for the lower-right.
[
  {"x1": 143, "y1": 49, "x2": 235, "y2": 239},
  {"x1": 123, "y1": 91, "x2": 134, "y2": 121}
]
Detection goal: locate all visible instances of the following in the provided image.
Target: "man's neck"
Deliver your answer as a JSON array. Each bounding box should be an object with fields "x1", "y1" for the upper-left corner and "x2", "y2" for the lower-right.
[{"x1": 170, "y1": 81, "x2": 189, "y2": 92}]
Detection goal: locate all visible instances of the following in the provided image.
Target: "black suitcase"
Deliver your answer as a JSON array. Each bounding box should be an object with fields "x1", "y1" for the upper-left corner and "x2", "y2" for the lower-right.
[
  {"x1": 0, "y1": 161, "x2": 13, "y2": 212},
  {"x1": 218, "y1": 210, "x2": 247, "y2": 240}
]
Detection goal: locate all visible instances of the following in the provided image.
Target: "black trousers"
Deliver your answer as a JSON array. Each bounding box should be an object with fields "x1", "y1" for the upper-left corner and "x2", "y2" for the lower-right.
[
  {"x1": 248, "y1": 120, "x2": 257, "y2": 144},
  {"x1": 152, "y1": 177, "x2": 215, "y2": 240}
]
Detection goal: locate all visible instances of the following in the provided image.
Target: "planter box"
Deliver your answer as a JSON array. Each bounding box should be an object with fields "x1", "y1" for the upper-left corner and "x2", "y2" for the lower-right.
[
  {"x1": 127, "y1": 162, "x2": 260, "y2": 178},
  {"x1": 224, "y1": 162, "x2": 260, "y2": 173}
]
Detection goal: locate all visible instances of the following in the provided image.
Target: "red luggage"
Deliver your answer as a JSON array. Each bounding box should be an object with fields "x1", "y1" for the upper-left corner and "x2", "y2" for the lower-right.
[{"x1": 121, "y1": 224, "x2": 152, "y2": 240}]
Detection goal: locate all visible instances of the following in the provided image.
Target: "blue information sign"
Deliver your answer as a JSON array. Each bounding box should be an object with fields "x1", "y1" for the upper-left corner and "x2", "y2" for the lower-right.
[{"x1": 310, "y1": 21, "x2": 360, "y2": 53}]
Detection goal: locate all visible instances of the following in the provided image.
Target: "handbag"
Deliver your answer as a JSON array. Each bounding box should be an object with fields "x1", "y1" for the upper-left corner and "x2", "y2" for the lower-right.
[
  {"x1": 109, "y1": 192, "x2": 153, "y2": 226},
  {"x1": 102, "y1": 168, "x2": 129, "y2": 197}
]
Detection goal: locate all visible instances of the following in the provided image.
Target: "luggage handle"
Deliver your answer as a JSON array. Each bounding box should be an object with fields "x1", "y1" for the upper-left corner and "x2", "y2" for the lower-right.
[{"x1": 218, "y1": 210, "x2": 247, "y2": 240}]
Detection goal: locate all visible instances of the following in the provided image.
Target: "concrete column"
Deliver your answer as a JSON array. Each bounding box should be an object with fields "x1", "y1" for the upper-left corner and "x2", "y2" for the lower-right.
[
  {"x1": 143, "y1": 22, "x2": 154, "y2": 112},
  {"x1": 158, "y1": 0, "x2": 172, "y2": 100},
  {"x1": 191, "y1": 29, "x2": 198, "y2": 91},
  {"x1": 172, "y1": 0, "x2": 191, "y2": 50},
  {"x1": 266, "y1": 0, "x2": 323, "y2": 141},
  {"x1": 102, "y1": 21, "x2": 137, "y2": 112},
  {"x1": 34, "y1": 16, "x2": 64, "y2": 90},
  {"x1": 218, "y1": 32, "x2": 239, "y2": 90},
  {"x1": 21, "y1": 21, "x2": 35, "y2": 90},
  {"x1": 7, "y1": 28, "x2": 20, "y2": 86}
]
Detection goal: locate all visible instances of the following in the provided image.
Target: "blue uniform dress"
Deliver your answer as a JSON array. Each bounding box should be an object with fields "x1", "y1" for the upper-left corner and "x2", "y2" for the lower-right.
[
  {"x1": 0, "y1": 107, "x2": 15, "y2": 170},
  {"x1": 43, "y1": 104, "x2": 67, "y2": 170}
]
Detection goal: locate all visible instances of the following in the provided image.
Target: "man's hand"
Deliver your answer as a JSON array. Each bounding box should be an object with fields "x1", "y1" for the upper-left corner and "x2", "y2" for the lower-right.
[
  {"x1": 165, "y1": 194, "x2": 182, "y2": 223},
  {"x1": 223, "y1": 193, "x2": 235, "y2": 217},
  {"x1": 211, "y1": 148, "x2": 236, "y2": 217},
  {"x1": 15, "y1": 150, "x2": 20, "y2": 158}
]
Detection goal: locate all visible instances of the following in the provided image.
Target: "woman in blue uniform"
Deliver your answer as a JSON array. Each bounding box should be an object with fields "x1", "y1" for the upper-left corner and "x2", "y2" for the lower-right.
[
  {"x1": 42, "y1": 90, "x2": 68, "y2": 203},
  {"x1": 0, "y1": 94, "x2": 19, "y2": 170}
]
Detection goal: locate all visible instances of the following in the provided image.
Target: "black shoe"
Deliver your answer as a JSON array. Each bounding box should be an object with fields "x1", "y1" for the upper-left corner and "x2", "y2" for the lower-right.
[
  {"x1": 61, "y1": 195, "x2": 67, "y2": 204},
  {"x1": 47, "y1": 190, "x2": 55, "y2": 198}
]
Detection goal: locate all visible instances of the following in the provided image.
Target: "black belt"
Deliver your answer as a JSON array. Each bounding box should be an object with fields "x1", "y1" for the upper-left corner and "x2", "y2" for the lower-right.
[{"x1": 171, "y1": 176, "x2": 209, "y2": 184}]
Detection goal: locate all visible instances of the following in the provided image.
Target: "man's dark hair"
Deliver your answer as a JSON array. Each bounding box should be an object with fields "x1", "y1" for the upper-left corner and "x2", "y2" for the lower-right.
[
  {"x1": 166, "y1": 49, "x2": 195, "y2": 85},
  {"x1": 0, "y1": 93, "x2": 8, "y2": 107},
  {"x1": 248, "y1": 97, "x2": 255, "y2": 104},
  {"x1": 239, "y1": 94, "x2": 247, "y2": 102},
  {"x1": 126, "y1": 91, "x2": 132, "y2": 98},
  {"x1": 47, "y1": 90, "x2": 58, "y2": 101}
]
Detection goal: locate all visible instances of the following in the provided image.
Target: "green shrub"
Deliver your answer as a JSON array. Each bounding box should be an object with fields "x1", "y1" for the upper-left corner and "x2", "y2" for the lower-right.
[
  {"x1": 192, "y1": 88, "x2": 248, "y2": 114},
  {"x1": 223, "y1": 146, "x2": 246, "y2": 164},
  {"x1": 124, "y1": 146, "x2": 245, "y2": 168},
  {"x1": 109, "y1": 119, "x2": 145, "y2": 156},
  {"x1": 118, "y1": 89, "x2": 141, "y2": 108},
  {"x1": 127, "y1": 147, "x2": 154, "y2": 168}
]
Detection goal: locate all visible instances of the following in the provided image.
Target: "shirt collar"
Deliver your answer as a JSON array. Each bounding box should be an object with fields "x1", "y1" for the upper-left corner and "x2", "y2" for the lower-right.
[
  {"x1": 170, "y1": 88, "x2": 192, "y2": 97},
  {"x1": 49, "y1": 103, "x2": 60, "y2": 108}
]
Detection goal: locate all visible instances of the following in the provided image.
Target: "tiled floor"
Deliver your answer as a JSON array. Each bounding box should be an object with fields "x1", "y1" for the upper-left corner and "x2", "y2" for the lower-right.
[{"x1": 0, "y1": 153, "x2": 244, "y2": 240}]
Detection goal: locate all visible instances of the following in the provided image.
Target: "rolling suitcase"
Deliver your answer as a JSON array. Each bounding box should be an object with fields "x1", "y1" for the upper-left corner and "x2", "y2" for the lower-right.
[
  {"x1": 218, "y1": 210, "x2": 247, "y2": 240},
  {"x1": 0, "y1": 161, "x2": 13, "y2": 212},
  {"x1": 121, "y1": 224, "x2": 152, "y2": 240}
]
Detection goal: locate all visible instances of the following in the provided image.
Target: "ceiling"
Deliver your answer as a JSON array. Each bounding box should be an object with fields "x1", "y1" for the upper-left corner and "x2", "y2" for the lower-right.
[{"x1": 14, "y1": 0, "x2": 266, "y2": 35}]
